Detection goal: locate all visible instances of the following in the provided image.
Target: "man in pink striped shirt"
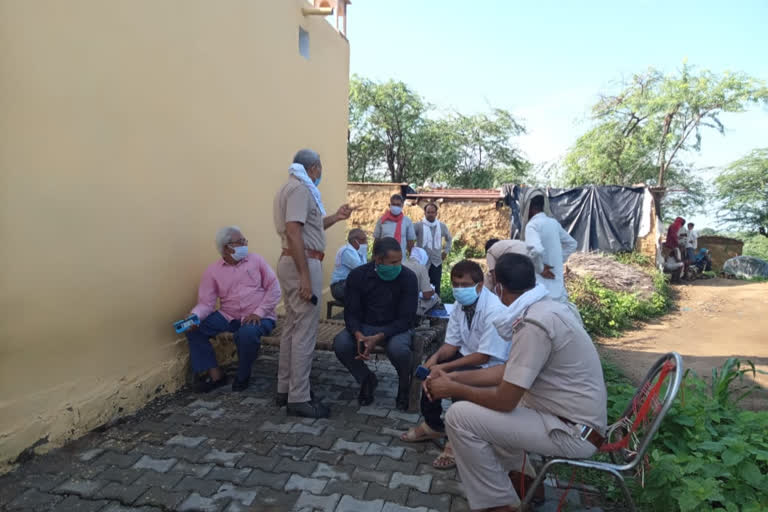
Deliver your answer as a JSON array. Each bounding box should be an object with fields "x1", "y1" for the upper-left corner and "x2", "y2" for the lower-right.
[{"x1": 187, "y1": 226, "x2": 281, "y2": 392}]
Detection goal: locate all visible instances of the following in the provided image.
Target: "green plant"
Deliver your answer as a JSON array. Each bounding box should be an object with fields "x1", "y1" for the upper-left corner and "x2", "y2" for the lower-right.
[
  {"x1": 709, "y1": 358, "x2": 768, "y2": 407},
  {"x1": 439, "y1": 244, "x2": 468, "y2": 304},
  {"x1": 612, "y1": 251, "x2": 653, "y2": 267}
]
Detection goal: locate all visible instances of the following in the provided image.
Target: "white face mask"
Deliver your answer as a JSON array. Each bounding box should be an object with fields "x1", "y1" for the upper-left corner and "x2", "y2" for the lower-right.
[
  {"x1": 390, "y1": 206, "x2": 403, "y2": 216},
  {"x1": 231, "y1": 245, "x2": 249, "y2": 261},
  {"x1": 357, "y1": 244, "x2": 368, "y2": 261}
]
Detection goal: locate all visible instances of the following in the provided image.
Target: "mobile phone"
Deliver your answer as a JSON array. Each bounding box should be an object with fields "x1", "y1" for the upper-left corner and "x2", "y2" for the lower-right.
[
  {"x1": 173, "y1": 314, "x2": 200, "y2": 334},
  {"x1": 310, "y1": 295, "x2": 318, "y2": 305},
  {"x1": 414, "y1": 365, "x2": 430, "y2": 380}
]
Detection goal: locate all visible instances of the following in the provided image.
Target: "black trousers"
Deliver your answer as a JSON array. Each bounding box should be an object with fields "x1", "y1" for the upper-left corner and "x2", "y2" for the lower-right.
[
  {"x1": 330, "y1": 280, "x2": 346, "y2": 302},
  {"x1": 421, "y1": 352, "x2": 479, "y2": 431},
  {"x1": 428, "y1": 264, "x2": 442, "y2": 296}
]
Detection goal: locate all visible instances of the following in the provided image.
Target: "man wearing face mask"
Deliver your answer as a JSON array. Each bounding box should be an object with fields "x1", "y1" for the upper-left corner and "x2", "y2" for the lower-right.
[
  {"x1": 400, "y1": 260, "x2": 509, "y2": 471},
  {"x1": 186, "y1": 226, "x2": 281, "y2": 393},
  {"x1": 373, "y1": 194, "x2": 416, "y2": 262},
  {"x1": 330, "y1": 229, "x2": 368, "y2": 302},
  {"x1": 333, "y1": 237, "x2": 418, "y2": 411},
  {"x1": 414, "y1": 202, "x2": 453, "y2": 295},
  {"x1": 427, "y1": 253, "x2": 607, "y2": 512},
  {"x1": 274, "y1": 149, "x2": 353, "y2": 418}
]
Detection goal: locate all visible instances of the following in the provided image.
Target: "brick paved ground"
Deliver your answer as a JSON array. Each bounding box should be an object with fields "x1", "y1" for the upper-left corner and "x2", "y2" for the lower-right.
[{"x1": 0, "y1": 349, "x2": 606, "y2": 511}]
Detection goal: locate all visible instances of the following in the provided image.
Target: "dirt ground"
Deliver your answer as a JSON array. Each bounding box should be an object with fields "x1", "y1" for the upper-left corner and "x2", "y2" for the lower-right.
[{"x1": 598, "y1": 278, "x2": 768, "y2": 410}]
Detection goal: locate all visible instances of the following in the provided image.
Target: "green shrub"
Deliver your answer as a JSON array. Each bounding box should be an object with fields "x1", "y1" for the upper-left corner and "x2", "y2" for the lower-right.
[
  {"x1": 602, "y1": 359, "x2": 768, "y2": 511},
  {"x1": 439, "y1": 244, "x2": 468, "y2": 304},
  {"x1": 612, "y1": 251, "x2": 654, "y2": 267}
]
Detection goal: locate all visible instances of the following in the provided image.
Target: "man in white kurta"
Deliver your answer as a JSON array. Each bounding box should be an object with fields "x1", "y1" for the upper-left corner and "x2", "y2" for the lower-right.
[{"x1": 523, "y1": 194, "x2": 577, "y2": 302}]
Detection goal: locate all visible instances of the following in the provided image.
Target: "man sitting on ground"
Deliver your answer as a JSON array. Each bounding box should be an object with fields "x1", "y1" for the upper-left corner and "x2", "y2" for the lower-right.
[
  {"x1": 426, "y1": 253, "x2": 607, "y2": 512},
  {"x1": 401, "y1": 260, "x2": 509, "y2": 471},
  {"x1": 333, "y1": 237, "x2": 418, "y2": 410},
  {"x1": 330, "y1": 228, "x2": 368, "y2": 302},
  {"x1": 403, "y1": 247, "x2": 440, "y2": 316},
  {"x1": 186, "y1": 226, "x2": 281, "y2": 392}
]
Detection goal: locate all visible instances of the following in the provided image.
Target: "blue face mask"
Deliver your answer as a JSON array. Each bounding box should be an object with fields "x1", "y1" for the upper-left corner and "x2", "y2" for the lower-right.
[
  {"x1": 453, "y1": 285, "x2": 479, "y2": 306},
  {"x1": 358, "y1": 244, "x2": 368, "y2": 262},
  {"x1": 313, "y1": 174, "x2": 322, "y2": 187},
  {"x1": 231, "y1": 245, "x2": 249, "y2": 261},
  {"x1": 390, "y1": 206, "x2": 403, "y2": 216}
]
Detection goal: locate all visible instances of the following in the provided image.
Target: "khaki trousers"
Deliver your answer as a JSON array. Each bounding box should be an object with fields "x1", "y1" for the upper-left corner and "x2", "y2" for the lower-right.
[
  {"x1": 276, "y1": 256, "x2": 323, "y2": 403},
  {"x1": 445, "y1": 401, "x2": 596, "y2": 510}
]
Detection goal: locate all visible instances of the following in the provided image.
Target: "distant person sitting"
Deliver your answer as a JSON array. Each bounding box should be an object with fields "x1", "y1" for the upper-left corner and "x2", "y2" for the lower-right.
[
  {"x1": 400, "y1": 260, "x2": 510, "y2": 471},
  {"x1": 404, "y1": 247, "x2": 440, "y2": 315},
  {"x1": 186, "y1": 226, "x2": 281, "y2": 392},
  {"x1": 694, "y1": 248, "x2": 712, "y2": 272},
  {"x1": 330, "y1": 228, "x2": 368, "y2": 302},
  {"x1": 663, "y1": 245, "x2": 684, "y2": 282},
  {"x1": 333, "y1": 237, "x2": 418, "y2": 410},
  {"x1": 374, "y1": 194, "x2": 416, "y2": 262}
]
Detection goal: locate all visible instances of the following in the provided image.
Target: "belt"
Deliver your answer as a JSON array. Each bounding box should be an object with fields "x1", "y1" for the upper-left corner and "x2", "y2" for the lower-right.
[
  {"x1": 557, "y1": 416, "x2": 605, "y2": 449},
  {"x1": 281, "y1": 248, "x2": 325, "y2": 261}
]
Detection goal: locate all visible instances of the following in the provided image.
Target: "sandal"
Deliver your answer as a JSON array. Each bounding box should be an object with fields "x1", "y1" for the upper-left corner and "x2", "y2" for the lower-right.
[
  {"x1": 400, "y1": 423, "x2": 444, "y2": 443},
  {"x1": 432, "y1": 450, "x2": 456, "y2": 470}
]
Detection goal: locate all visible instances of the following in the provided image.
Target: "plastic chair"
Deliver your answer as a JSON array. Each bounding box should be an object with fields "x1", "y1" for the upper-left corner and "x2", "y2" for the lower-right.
[{"x1": 521, "y1": 352, "x2": 684, "y2": 512}]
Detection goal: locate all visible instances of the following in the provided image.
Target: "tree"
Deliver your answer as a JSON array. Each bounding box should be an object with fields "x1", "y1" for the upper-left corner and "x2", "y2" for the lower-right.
[
  {"x1": 564, "y1": 64, "x2": 768, "y2": 216},
  {"x1": 714, "y1": 148, "x2": 768, "y2": 231}
]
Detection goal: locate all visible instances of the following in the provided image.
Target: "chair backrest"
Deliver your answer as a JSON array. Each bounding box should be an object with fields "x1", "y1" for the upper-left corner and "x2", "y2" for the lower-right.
[{"x1": 602, "y1": 352, "x2": 684, "y2": 470}]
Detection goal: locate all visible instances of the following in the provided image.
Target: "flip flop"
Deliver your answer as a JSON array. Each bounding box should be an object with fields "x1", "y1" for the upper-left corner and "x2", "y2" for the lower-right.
[
  {"x1": 400, "y1": 423, "x2": 444, "y2": 443},
  {"x1": 432, "y1": 450, "x2": 456, "y2": 470}
]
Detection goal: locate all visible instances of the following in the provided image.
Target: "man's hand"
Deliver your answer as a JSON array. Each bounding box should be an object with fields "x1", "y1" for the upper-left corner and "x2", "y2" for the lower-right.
[
  {"x1": 299, "y1": 274, "x2": 313, "y2": 302},
  {"x1": 541, "y1": 264, "x2": 555, "y2": 279},
  {"x1": 355, "y1": 333, "x2": 384, "y2": 360},
  {"x1": 424, "y1": 355, "x2": 439, "y2": 369},
  {"x1": 426, "y1": 373, "x2": 456, "y2": 401},
  {"x1": 336, "y1": 204, "x2": 353, "y2": 221},
  {"x1": 243, "y1": 314, "x2": 261, "y2": 326}
]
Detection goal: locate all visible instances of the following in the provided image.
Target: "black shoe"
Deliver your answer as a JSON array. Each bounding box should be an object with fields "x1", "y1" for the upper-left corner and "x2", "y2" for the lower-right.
[
  {"x1": 396, "y1": 384, "x2": 410, "y2": 411},
  {"x1": 276, "y1": 391, "x2": 316, "y2": 407},
  {"x1": 232, "y1": 377, "x2": 250, "y2": 392},
  {"x1": 194, "y1": 376, "x2": 228, "y2": 393},
  {"x1": 358, "y1": 373, "x2": 378, "y2": 406},
  {"x1": 287, "y1": 400, "x2": 330, "y2": 419}
]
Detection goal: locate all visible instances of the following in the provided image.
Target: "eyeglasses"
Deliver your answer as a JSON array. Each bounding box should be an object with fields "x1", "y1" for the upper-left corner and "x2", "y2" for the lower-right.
[{"x1": 228, "y1": 238, "x2": 248, "y2": 246}]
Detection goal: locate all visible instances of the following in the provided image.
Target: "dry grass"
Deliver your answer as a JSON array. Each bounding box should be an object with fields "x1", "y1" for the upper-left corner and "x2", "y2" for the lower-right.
[{"x1": 566, "y1": 252, "x2": 655, "y2": 300}]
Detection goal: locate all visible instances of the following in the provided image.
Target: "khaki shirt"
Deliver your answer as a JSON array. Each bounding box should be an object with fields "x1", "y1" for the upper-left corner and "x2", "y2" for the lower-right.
[
  {"x1": 403, "y1": 259, "x2": 439, "y2": 315},
  {"x1": 273, "y1": 175, "x2": 326, "y2": 252},
  {"x1": 503, "y1": 299, "x2": 607, "y2": 434}
]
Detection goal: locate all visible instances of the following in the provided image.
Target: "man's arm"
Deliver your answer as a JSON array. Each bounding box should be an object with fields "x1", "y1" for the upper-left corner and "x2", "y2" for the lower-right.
[
  {"x1": 190, "y1": 267, "x2": 218, "y2": 321},
  {"x1": 323, "y1": 204, "x2": 352, "y2": 230},
  {"x1": 525, "y1": 220, "x2": 545, "y2": 261},
  {"x1": 558, "y1": 224, "x2": 577, "y2": 262},
  {"x1": 343, "y1": 269, "x2": 364, "y2": 337},
  {"x1": 252, "y1": 257, "x2": 281, "y2": 318},
  {"x1": 445, "y1": 364, "x2": 504, "y2": 387},
  {"x1": 341, "y1": 248, "x2": 362, "y2": 271},
  {"x1": 425, "y1": 343, "x2": 460, "y2": 368},
  {"x1": 377, "y1": 270, "x2": 418, "y2": 338},
  {"x1": 437, "y1": 352, "x2": 490, "y2": 372},
  {"x1": 448, "y1": 379, "x2": 526, "y2": 412},
  {"x1": 373, "y1": 220, "x2": 382, "y2": 240},
  {"x1": 442, "y1": 222, "x2": 453, "y2": 256}
]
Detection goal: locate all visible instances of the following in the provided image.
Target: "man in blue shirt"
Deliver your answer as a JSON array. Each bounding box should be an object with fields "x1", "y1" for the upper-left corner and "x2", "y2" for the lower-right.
[{"x1": 330, "y1": 228, "x2": 368, "y2": 301}]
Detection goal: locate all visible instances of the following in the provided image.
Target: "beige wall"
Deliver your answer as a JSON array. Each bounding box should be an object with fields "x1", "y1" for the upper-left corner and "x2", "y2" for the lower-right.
[{"x1": 0, "y1": 0, "x2": 349, "y2": 470}]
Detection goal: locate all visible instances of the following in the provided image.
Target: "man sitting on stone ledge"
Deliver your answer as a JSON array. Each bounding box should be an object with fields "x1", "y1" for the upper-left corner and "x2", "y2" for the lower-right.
[
  {"x1": 333, "y1": 237, "x2": 418, "y2": 410},
  {"x1": 185, "y1": 226, "x2": 281, "y2": 393}
]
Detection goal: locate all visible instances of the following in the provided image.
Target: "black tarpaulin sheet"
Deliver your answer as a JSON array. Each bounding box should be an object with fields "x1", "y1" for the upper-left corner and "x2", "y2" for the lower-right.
[{"x1": 504, "y1": 185, "x2": 645, "y2": 253}]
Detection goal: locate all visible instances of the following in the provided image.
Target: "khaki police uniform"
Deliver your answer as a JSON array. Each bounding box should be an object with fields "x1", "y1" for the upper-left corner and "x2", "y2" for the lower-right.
[
  {"x1": 273, "y1": 176, "x2": 326, "y2": 403},
  {"x1": 445, "y1": 299, "x2": 607, "y2": 510}
]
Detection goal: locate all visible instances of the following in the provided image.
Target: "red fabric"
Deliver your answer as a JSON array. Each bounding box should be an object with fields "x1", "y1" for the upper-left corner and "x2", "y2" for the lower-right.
[
  {"x1": 665, "y1": 217, "x2": 685, "y2": 249},
  {"x1": 381, "y1": 210, "x2": 404, "y2": 244}
]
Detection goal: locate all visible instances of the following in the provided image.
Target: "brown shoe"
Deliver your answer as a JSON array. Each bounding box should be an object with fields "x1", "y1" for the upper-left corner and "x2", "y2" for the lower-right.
[{"x1": 509, "y1": 471, "x2": 545, "y2": 504}]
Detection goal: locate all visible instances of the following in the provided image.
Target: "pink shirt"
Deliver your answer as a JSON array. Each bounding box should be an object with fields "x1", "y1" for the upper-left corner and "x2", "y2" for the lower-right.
[{"x1": 191, "y1": 254, "x2": 281, "y2": 322}]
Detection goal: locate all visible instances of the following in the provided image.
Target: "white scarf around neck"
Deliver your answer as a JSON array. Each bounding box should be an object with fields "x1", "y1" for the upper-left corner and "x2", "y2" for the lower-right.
[
  {"x1": 289, "y1": 163, "x2": 326, "y2": 216},
  {"x1": 420, "y1": 218, "x2": 441, "y2": 250},
  {"x1": 493, "y1": 283, "x2": 549, "y2": 340}
]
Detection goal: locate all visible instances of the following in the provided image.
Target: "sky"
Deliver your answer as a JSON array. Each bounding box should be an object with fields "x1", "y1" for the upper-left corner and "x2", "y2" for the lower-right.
[{"x1": 346, "y1": 0, "x2": 768, "y2": 228}]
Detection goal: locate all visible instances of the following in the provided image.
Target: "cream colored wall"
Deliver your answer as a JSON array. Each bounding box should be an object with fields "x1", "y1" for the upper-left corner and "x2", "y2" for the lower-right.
[{"x1": 0, "y1": 0, "x2": 349, "y2": 471}]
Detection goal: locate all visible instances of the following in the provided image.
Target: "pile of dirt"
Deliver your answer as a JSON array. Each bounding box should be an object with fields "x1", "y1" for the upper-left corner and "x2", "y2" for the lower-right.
[{"x1": 566, "y1": 252, "x2": 656, "y2": 300}]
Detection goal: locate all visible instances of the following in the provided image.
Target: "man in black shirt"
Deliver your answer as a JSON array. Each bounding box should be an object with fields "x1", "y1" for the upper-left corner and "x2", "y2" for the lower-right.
[{"x1": 333, "y1": 237, "x2": 418, "y2": 411}]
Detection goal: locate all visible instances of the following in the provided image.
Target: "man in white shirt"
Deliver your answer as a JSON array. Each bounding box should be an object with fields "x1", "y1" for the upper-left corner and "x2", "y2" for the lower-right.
[
  {"x1": 414, "y1": 203, "x2": 453, "y2": 295},
  {"x1": 685, "y1": 222, "x2": 697, "y2": 263},
  {"x1": 330, "y1": 229, "x2": 368, "y2": 301},
  {"x1": 400, "y1": 260, "x2": 509, "y2": 470},
  {"x1": 523, "y1": 194, "x2": 577, "y2": 302}
]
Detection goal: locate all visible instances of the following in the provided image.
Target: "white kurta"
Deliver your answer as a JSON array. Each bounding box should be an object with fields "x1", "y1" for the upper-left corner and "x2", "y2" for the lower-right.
[
  {"x1": 445, "y1": 288, "x2": 510, "y2": 367},
  {"x1": 524, "y1": 213, "x2": 577, "y2": 302}
]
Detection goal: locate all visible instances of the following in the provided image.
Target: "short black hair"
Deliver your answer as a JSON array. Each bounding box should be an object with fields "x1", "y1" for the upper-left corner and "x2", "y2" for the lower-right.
[
  {"x1": 373, "y1": 237, "x2": 402, "y2": 258},
  {"x1": 687, "y1": 222, "x2": 694, "y2": 227},
  {"x1": 530, "y1": 195, "x2": 545, "y2": 211},
  {"x1": 495, "y1": 253, "x2": 536, "y2": 292},
  {"x1": 451, "y1": 260, "x2": 484, "y2": 284},
  {"x1": 485, "y1": 238, "x2": 500, "y2": 253},
  {"x1": 390, "y1": 194, "x2": 404, "y2": 203},
  {"x1": 424, "y1": 202, "x2": 438, "y2": 213}
]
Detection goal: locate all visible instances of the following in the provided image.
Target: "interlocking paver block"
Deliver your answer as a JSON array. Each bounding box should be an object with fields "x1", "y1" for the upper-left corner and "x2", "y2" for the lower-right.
[
  {"x1": 203, "y1": 448, "x2": 244, "y2": 467},
  {"x1": 284, "y1": 474, "x2": 328, "y2": 494},
  {"x1": 311, "y1": 463, "x2": 353, "y2": 481},
  {"x1": 335, "y1": 495, "x2": 385, "y2": 512},
  {"x1": 275, "y1": 458, "x2": 318, "y2": 477},
  {"x1": 133, "y1": 455, "x2": 177, "y2": 473},
  {"x1": 53, "y1": 478, "x2": 106, "y2": 497},
  {"x1": 174, "y1": 476, "x2": 221, "y2": 496},
  {"x1": 167, "y1": 435, "x2": 207, "y2": 448},
  {"x1": 389, "y1": 472, "x2": 432, "y2": 493},
  {"x1": 170, "y1": 460, "x2": 214, "y2": 478},
  {"x1": 133, "y1": 471, "x2": 184, "y2": 490},
  {"x1": 258, "y1": 421, "x2": 292, "y2": 433},
  {"x1": 332, "y1": 439, "x2": 369, "y2": 455},
  {"x1": 289, "y1": 423, "x2": 326, "y2": 436},
  {"x1": 407, "y1": 489, "x2": 451, "y2": 510},
  {"x1": 272, "y1": 444, "x2": 309, "y2": 460},
  {"x1": 9, "y1": 489, "x2": 64, "y2": 510},
  {"x1": 388, "y1": 410, "x2": 420, "y2": 423},
  {"x1": 98, "y1": 467, "x2": 144, "y2": 485},
  {"x1": 304, "y1": 448, "x2": 343, "y2": 465},
  {"x1": 192, "y1": 408, "x2": 225, "y2": 419},
  {"x1": 357, "y1": 406, "x2": 390, "y2": 418},
  {"x1": 95, "y1": 481, "x2": 150, "y2": 503},
  {"x1": 19, "y1": 473, "x2": 67, "y2": 492},
  {"x1": 356, "y1": 432, "x2": 392, "y2": 444},
  {"x1": 205, "y1": 466, "x2": 252, "y2": 484},
  {"x1": 293, "y1": 491, "x2": 340, "y2": 512},
  {"x1": 94, "y1": 451, "x2": 141, "y2": 468},
  {"x1": 353, "y1": 467, "x2": 391, "y2": 487},
  {"x1": 240, "y1": 397, "x2": 270, "y2": 407},
  {"x1": 342, "y1": 453, "x2": 380, "y2": 469},
  {"x1": 325, "y1": 479, "x2": 368, "y2": 500},
  {"x1": 377, "y1": 457, "x2": 417, "y2": 474},
  {"x1": 431, "y1": 478, "x2": 464, "y2": 496},
  {"x1": 366, "y1": 443, "x2": 405, "y2": 460},
  {"x1": 379, "y1": 427, "x2": 406, "y2": 438},
  {"x1": 212, "y1": 483, "x2": 258, "y2": 506},
  {"x1": 243, "y1": 469, "x2": 290, "y2": 490},
  {"x1": 101, "y1": 505, "x2": 164, "y2": 512},
  {"x1": 178, "y1": 492, "x2": 225, "y2": 512},
  {"x1": 450, "y1": 497, "x2": 469, "y2": 512},
  {"x1": 382, "y1": 504, "x2": 432, "y2": 512},
  {"x1": 78, "y1": 448, "x2": 105, "y2": 462},
  {"x1": 237, "y1": 453, "x2": 280, "y2": 470},
  {"x1": 188, "y1": 399, "x2": 221, "y2": 409},
  {"x1": 55, "y1": 495, "x2": 110, "y2": 512},
  {"x1": 135, "y1": 487, "x2": 188, "y2": 509}
]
